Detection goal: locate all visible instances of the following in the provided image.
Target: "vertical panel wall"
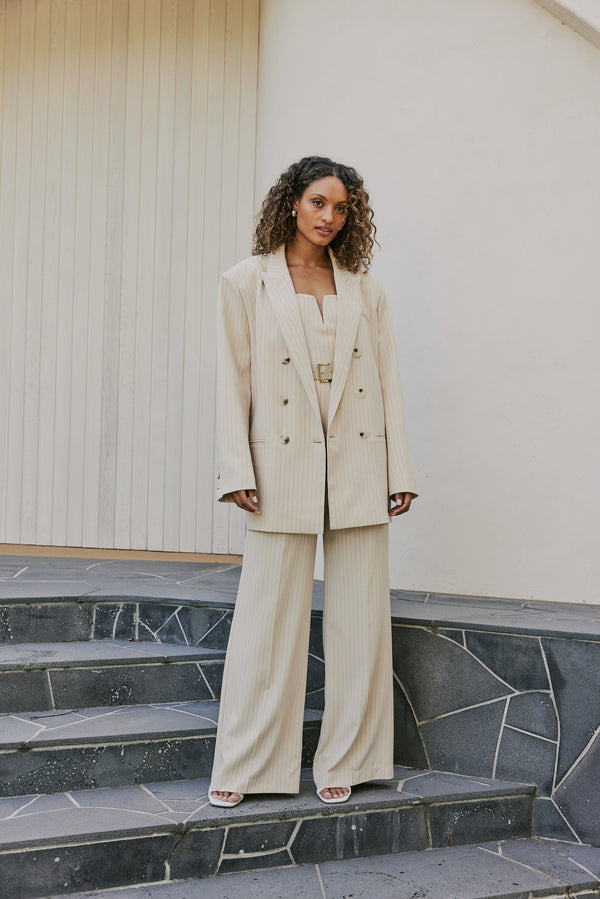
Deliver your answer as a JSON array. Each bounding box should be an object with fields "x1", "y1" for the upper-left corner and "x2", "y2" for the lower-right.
[{"x1": 0, "y1": 0, "x2": 258, "y2": 553}]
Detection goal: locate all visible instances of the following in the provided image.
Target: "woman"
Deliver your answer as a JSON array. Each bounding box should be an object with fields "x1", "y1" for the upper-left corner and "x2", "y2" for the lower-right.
[{"x1": 209, "y1": 156, "x2": 417, "y2": 808}]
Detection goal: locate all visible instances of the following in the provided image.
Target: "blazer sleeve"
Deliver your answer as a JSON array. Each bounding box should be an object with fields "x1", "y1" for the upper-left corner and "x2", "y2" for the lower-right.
[
  {"x1": 376, "y1": 287, "x2": 418, "y2": 498},
  {"x1": 215, "y1": 272, "x2": 257, "y2": 502}
]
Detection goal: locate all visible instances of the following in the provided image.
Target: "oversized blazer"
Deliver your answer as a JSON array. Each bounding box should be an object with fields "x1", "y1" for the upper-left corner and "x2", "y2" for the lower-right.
[{"x1": 216, "y1": 245, "x2": 417, "y2": 533}]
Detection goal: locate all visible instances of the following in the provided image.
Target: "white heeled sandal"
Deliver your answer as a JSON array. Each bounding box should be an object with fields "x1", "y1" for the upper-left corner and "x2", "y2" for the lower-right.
[
  {"x1": 316, "y1": 786, "x2": 351, "y2": 805},
  {"x1": 209, "y1": 791, "x2": 244, "y2": 808}
]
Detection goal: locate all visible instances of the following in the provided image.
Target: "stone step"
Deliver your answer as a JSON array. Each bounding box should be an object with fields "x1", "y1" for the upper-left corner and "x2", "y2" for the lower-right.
[
  {"x1": 53, "y1": 837, "x2": 600, "y2": 899},
  {"x1": 0, "y1": 640, "x2": 225, "y2": 713},
  {"x1": 0, "y1": 701, "x2": 322, "y2": 797},
  {"x1": 0, "y1": 767, "x2": 535, "y2": 899},
  {"x1": 0, "y1": 596, "x2": 236, "y2": 648}
]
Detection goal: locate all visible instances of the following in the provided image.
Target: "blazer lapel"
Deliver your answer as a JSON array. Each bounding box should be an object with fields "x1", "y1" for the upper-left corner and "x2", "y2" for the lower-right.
[
  {"x1": 328, "y1": 255, "x2": 362, "y2": 428},
  {"x1": 261, "y1": 247, "x2": 321, "y2": 420}
]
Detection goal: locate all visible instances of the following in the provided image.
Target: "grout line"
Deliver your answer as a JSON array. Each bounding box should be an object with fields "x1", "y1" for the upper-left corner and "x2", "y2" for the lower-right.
[
  {"x1": 503, "y1": 724, "x2": 558, "y2": 744},
  {"x1": 173, "y1": 609, "x2": 190, "y2": 645},
  {"x1": 564, "y1": 853, "x2": 600, "y2": 881},
  {"x1": 175, "y1": 563, "x2": 240, "y2": 584},
  {"x1": 0, "y1": 829, "x2": 182, "y2": 855},
  {"x1": 435, "y1": 629, "x2": 520, "y2": 693},
  {"x1": 315, "y1": 864, "x2": 327, "y2": 899},
  {"x1": 193, "y1": 608, "x2": 231, "y2": 646},
  {"x1": 492, "y1": 697, "x2": 510, "y2": 778},
  {"x1": 477, "y1": 844, "x2": 569, "y2": 885},
  {"x1": 394, "y1": 623, "x2": 524, "y2": 694},
  {"x1": 152, "y1": 607, "x2": 179, "y2": 636},
  {"x1": 393, "y1": 671, "x2": 430, "y2": 767},
  {"x1": 419, "y1": 694, "x2": 510, "y2": 726},
  {"x1": 553, "y1": 719, "x2": 600, "y2": 793},
  {"x1": 65, "y1": 792, "x2": 81, "y2": 809},
  {"x1": 539, "y1": 637, "x2": 561, "y2": 796},
  {"x1": 220, "y1": 845, "x2": 294, "y2": 860},
  {"x1": 196, "y1": 662, "x2": 215, "y2": 700},
  {"x1": 182, "y1": 800, "x2": 210, "y2": 824},
  {"x1": 111, "y1": 602, "x2": 123, "y2": 640},
  {"x1": 285, "y1": 818, "x2": 302, "y2": 864},
  {"x1": 423, "y1": 804, "x2": 432, "y2": 848},
  {"x1": 139, "y1": 783, "x2": 174, "y2": 814},
  {"x1": 46, "y1": 669, "x2": 56, "y2": 711},
  {"x1": 550, "y1": 797, "x2": 582, "y2": 843},
  {"x1": 6, "y1": 796, "x2": 40, "y2": 819},
  {"x1": 215, "y1": 824, "x2": 229, "y2": 874}
]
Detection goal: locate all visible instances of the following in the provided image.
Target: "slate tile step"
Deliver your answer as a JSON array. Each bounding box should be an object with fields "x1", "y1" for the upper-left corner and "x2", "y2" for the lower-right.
[
  {"x1": 0, "y1": 768, "x2": 535, "y2": 898},
  {"x1": 0, "y1": 641, "x2": 226, "y2": 713},
  {"x1": 0, "y1": 640, "x2": 224, "y2": 670},
  {"x1": 0, "y1": 703, "x2": 322, "y2": 796},
  {"x1": 0, "y1": 700, "x2": 322, "y2": 749},
  {"x1": 54, "y1": 837, "x2": 600, "y2": 899}
]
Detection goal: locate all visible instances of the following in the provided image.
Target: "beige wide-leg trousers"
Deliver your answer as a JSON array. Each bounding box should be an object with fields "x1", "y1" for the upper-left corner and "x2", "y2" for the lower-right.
[{"x1": 209, "y1": 522, "x2": 394, "y2": 795}]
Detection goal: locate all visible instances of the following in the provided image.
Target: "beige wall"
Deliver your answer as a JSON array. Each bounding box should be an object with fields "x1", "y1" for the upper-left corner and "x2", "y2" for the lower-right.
[
  {"x1": 0, "y1": 0, "x2": 258, "y2": 554},
  {"x1": 256, "y1": 0, "x2": 600, "y2": 603}
]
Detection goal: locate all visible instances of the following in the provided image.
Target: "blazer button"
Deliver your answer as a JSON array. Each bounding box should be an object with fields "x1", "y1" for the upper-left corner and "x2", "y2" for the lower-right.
[
  {"x1": 353, "y1": 347, "x2": 361, "y2": 358},
  {"x1": 281, "y1": 355, "x2": 291, "y2": 365},
  {"x1": 359, "y1": 431, "x2": 369, "y2": 438},
  {"x1": 281, "y1": 435, "x2": 290, "y2": 445},
  {"x1": 281, "y1": 397, "x2": 289, "y2": 406},
  {"x1": 358, "y1": 387, "x2": 366, "y2": 398}
]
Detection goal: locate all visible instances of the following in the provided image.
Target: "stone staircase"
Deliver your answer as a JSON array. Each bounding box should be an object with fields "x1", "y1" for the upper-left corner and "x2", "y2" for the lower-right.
[{"x1": 1, "y1": 559, "x2": 600, "y2": 898}]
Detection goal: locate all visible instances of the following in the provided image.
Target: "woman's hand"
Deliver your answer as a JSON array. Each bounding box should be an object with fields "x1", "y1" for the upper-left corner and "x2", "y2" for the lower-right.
[
  {"x1": 389, "y1": 492, "x2": 416, "y2": 517},
  {"x1": 231, "y1": 489, "x2": 260, "y2": 513}
]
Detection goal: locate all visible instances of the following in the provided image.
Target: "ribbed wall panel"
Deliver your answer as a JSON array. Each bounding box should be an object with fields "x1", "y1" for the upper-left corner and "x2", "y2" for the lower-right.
[{"x1": 0, "y1": 0, "x2": 258, "y2": 553}]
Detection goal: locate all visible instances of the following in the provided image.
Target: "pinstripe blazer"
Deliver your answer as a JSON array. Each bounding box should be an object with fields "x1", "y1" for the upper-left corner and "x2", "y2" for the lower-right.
[{"x1": 216, "y1": 245, "x2": 417, "y2": 533}]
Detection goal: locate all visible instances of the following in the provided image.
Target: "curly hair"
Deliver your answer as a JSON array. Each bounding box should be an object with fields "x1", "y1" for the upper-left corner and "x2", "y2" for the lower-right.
[{"x1": 253, "y1": 156, "x2": 376, "y2": 273}]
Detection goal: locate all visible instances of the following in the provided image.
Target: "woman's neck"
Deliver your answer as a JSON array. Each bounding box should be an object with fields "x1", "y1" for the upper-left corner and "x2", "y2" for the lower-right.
[{"x1": 285, "y1": 237, "x2": 331, "y2": 270}]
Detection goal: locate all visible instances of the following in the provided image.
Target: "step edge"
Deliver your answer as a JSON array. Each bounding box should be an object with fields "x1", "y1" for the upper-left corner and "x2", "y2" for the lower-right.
[{"x1": 0, "y1": 789, "x2": 536, "y2": 853}]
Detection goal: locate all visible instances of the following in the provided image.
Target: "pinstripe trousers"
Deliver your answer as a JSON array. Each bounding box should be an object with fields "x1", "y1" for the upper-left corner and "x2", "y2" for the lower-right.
[{"x1": 209, "y1": 522, "x2": 394, "y2": 794}]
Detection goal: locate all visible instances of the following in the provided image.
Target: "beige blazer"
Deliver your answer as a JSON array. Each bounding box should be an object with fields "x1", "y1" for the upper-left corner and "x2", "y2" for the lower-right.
[{"x1": 216, "y1": 245, "x2": 417, "y2": 533}]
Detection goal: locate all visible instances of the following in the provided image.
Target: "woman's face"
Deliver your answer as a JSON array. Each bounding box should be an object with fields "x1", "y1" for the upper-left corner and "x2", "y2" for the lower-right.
[{"x1": 293, "y1": 176, "x2": 348, "y2": 248}]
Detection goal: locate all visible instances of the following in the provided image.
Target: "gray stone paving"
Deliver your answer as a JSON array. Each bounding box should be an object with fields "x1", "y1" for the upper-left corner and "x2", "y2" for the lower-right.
[
  {"x1": 0, "y1": 558, "x2": 241, "y2": 605},
  {"x1": 0, "y1": 639, "x2": 221, "y2": 668},
  {"x1": 0, "y1": 767, "x2": 531, "y2": 849},
  {"x1": 1, "y1": 700, "x2": 220, "y2": 746},
  {"x1": 3, "y1": 553, "x2": 600, "y2": 896},
  {"x1": 4, "y1": 554, "x2": 600, "y2": 639},
  {"x1": 55, "y1": 838, "x2": 600, "y2": 898}
]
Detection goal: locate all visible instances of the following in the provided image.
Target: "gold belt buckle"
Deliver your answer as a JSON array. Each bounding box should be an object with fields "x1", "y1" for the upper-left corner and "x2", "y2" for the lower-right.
[{"x1": 316, "y1": 362, "x2": 333, "y2": 383}]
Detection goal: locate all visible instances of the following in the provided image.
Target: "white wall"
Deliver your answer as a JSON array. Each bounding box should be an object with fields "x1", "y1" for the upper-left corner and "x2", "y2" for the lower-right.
[
  {"x1": 0, "y1": 0, "x2": 258, "y2": 554},
  {"x1": 536, "y1": 0, "x2": 600, "y2": 31},
  {"x1": 255, "y1": 0, "x2": 600, "y2": 602},
  {"x1": 534, "y1": 0, "x2": 600, "y2": 49}
]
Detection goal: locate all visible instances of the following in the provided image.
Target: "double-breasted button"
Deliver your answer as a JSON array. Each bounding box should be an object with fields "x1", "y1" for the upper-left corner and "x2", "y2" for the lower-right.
[
  {"x1": 353, "y1": 347, "x2": 361, "y2": 358},
  {"x1": 359, "y1": 431, "x2": 369, "y2": 438},
  {"x1": 281, "y1": 397, "x2": 289, "y2": 406},
  {"x1": 358, "y1": 387, "x2": 366, "y2": 398},
  {"x1": 281, "y1": 355, "x2": 291, "y2": 365},
  {"x1": 281, "y1": 435, "x2": 290, "y2": 445}
]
